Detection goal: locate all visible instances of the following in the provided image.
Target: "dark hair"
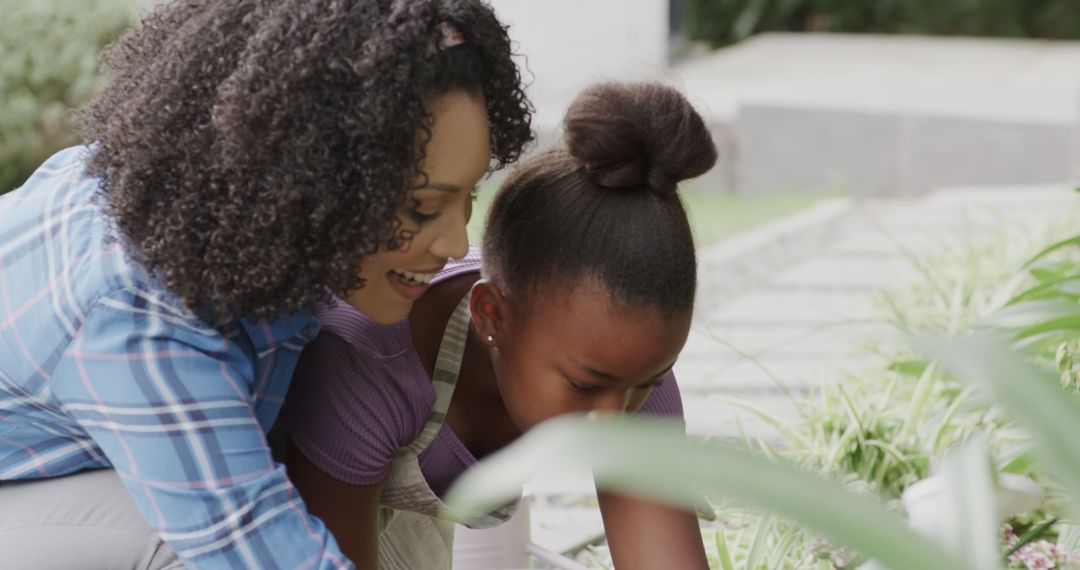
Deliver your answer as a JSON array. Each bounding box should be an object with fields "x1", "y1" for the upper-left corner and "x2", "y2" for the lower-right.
[
  {"x1": 78, "y1": 0, "x2": 533, "y2": 322},
  {"x1": 482, "y1": 82, "x2": 717, "y2": 317}
]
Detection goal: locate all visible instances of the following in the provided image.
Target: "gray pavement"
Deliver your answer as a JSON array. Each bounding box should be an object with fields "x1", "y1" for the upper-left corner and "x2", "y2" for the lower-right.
[{"x1": 679, "y1": 185, "x2": 1080, "y2": 443}]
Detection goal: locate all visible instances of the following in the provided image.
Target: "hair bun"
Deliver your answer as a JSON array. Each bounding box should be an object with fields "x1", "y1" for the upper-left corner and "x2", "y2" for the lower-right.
[{"x1": 563, "y1": 82, "x2": 717, "y2": 196}]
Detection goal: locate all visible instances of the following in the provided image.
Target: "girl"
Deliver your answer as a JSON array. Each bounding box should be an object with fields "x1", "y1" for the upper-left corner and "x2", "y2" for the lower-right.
[
  {"x1": 284, "y1": 81, "x2": 718, "y2": 569},
  {"x1": 0, "y1": 1, "x2": 531, "y2": 568}
]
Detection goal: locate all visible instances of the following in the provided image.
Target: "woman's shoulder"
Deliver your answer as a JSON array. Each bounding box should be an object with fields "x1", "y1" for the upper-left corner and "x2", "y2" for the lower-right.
[
  {"x1": 312, "y1": 296, "x2": 414, "y2": 357},
  {"x1": 285, "y1": 310, "x2": 436, "y2": 485},
  {"x1": 432, "y1": 244, "x2": 482, "y2": 285},
  {"x1": 297, "y1": 296, "x2": 439, "y2": 425}
]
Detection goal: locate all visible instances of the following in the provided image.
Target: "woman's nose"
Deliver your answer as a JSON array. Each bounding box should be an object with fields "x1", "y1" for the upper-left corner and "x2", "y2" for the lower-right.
[{"x1": 429, "y1": 209, "x2": 469, "y2": 260}]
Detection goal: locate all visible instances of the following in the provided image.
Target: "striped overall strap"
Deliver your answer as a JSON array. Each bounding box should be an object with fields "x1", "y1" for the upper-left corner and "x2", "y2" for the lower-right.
[{"x1": 406, "y1": 295, "x2": 471, "y2": 454}]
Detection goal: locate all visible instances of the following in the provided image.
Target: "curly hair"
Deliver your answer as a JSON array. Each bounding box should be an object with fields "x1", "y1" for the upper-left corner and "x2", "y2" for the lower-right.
[{"x1": 78, "y1": 0, "x2": 532, "y2": 322}]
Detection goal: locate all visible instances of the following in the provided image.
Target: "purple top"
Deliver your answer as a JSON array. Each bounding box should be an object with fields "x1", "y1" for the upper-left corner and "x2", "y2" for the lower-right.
[{"x1": 285, "y1": 247, "x2": 684, "y2": 497}]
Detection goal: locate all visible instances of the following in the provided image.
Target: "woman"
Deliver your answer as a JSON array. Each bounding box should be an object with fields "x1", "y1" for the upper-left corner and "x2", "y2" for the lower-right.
[
  {"x1": 0, "y1": 0, "x2": 531, "y2": 568},
  {"x1": 284, "y1": 81, "x2": 718, "y2": 568}
]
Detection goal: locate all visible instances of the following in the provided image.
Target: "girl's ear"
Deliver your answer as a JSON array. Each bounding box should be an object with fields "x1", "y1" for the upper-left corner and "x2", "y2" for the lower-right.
[{"x1": 470, "y1": 278, "x2": 508, "y2": 347}]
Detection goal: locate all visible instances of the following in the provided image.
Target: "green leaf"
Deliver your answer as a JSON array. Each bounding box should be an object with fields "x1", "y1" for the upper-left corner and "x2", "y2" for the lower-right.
[
  {"x1": 711, "y1": 395, "x2": 812, "y2": 448},
  {"x1": 977, "y1": 300, "x2": 1080, "y2": 330},
  {"x1": 714, "y1": 528, "x2": 735, "y2": 570},
  {"x1": 1028, "y1": 261, "x2": 1080, "y2": 283},
  {"x1": 888, "y1": 359, "x2": 930, "y2": 378},
  {"x1": 1006, "y1": 518, "x2": 1059, "y2": 559},
  {"x1": 444, "y1": 416, "x2": 967, "y2": 570},
  {"x1": 1006, "y1": 278, "x2": 1080, "y2": 306},
  {"x1": 745, "y1": 514, "x2": 771, "y2": 570},
  {"x1": 1013, "y1": 315, "x2": 1080, "y2": 341},
  {"x1": 916, "y1": 333, "x2": 1080, "y2": 517},
  {"x1": 997, "y1": 445, "x2": 1037, "y2": 474},
  {"x1": 939, "y1": 437, "x2": 1001, "y2": 570},
  {"x1": 1023, "y1": 233, "x2": 1080, "y2": 268},
  {"x1": 768, "y1": 526, "x2": 800, "y2": 570}
]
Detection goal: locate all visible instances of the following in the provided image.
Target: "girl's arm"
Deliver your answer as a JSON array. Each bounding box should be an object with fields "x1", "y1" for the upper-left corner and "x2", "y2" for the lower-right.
[
  {"x1": 288, "y1": 439, "x2": 385, "y2": 568},
  {"x1": 598, "y1": 491, "x2": 708, "y2": 569},
  {"x1": 596, "y1": 373, "x2": 707, "y2": 568}
]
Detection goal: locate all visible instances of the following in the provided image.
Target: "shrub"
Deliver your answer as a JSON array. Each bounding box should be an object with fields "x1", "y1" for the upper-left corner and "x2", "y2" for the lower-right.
[
  {"x1": 687, "y1": 0, "x2": 1080, "y2": 47},
  {"x1": 0, "y1": 0, "x2": 136, "y2": 194}
]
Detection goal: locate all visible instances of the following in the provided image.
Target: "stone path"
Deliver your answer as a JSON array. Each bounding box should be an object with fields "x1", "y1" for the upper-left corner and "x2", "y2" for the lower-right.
[{"x1": 680, "y1": 185, "x2": 1080, "y2": 443}]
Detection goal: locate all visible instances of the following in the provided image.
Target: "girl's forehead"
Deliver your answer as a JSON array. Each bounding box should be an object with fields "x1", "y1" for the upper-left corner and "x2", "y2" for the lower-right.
[{"x1": 515, "y1": 287, "x2": 690, "y2": 377}]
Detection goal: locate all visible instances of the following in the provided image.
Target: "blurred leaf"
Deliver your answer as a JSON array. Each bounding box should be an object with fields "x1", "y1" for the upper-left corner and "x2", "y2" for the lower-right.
[
  {"x1": 888, "y1": 359, "x2": 929, "y2": 377},
  {"x1": 715, "y1": 529, "x2": 735, "y2": 570},
  {"x1": 940, "y1": 437, "x2": 1001, "y2": 570},
  {"x1": 916, "y1": 333, "x2": 1080, "y2": 516},
  {"x1": 1006, "y1": 278, "x2": 1080, "y2": 306},
  {"x1": 977, "y1": 300, "x2": 1080, "y2": 330},
  {"x1": 1013, "y1": 315, "x2": 1080, "y2": 342},
  {"x1": 445, "y1": 415, "x2": 966, "y2": 570},
  {"x1": 1006, "y1": 518, "x2": 1059, "y2": 559},
  {"x1": 1024, "y1": 234, "x2": 1080, "y2": 268},
  {"x1": 998, "y1": 446, "x2": 1037, "y2": 475},
  {"x1": 745, "y1": 514, "x2": 771, "y2": 570}
]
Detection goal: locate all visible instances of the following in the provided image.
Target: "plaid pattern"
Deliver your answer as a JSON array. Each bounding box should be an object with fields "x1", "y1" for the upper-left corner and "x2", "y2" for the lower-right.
[{"x1": 0, "y1": 147, "x2": 351, "y2": 569}]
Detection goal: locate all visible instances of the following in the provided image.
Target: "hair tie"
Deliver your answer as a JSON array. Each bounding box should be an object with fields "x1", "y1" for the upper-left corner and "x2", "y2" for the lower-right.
[{"x1": 437, "y1": 21, "x2": 466, "y2": 50}]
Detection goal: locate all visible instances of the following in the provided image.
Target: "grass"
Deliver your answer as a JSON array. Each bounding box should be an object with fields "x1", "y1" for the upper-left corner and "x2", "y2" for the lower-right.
[{"x1": 466, "y1": 180, "x2": 838, "y2": 248}]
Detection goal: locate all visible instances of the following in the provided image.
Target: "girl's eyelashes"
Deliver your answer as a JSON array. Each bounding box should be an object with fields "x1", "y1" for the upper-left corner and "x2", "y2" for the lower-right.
[
  {"x1": 470, "y1": 187, "x2": 480, "y2": 203},
  {"x1": 566, "y1": 376, "x2": 667, "y2": 394},
  {"x1": 567, "y1": 378, "x2": 601, "y2": 393}
]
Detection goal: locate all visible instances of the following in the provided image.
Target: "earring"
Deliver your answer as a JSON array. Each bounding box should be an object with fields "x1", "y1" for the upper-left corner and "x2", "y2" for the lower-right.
[{"x1": 485, "y1": 335, "x2": 495, "y2": 343}]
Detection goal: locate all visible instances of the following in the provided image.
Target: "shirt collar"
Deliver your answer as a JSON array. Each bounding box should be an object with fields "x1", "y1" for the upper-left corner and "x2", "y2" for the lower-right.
[{"x1": 237, "y1": 310, "x2": 320, "y2": 355}]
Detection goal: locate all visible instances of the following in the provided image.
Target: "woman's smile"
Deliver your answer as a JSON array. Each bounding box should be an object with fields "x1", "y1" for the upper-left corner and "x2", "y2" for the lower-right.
[{"x1": 387, "y1": 268, "x2": 442, "y2": 301}]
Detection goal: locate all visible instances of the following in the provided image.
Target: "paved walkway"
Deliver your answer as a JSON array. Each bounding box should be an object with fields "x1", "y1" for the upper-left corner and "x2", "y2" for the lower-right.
[
  {"x1": 520, "y1": 184, "x2": 1080, "y2": 563},
  {"x1": 680, "y1": 184, "x2": 1080, "y2": 442}
]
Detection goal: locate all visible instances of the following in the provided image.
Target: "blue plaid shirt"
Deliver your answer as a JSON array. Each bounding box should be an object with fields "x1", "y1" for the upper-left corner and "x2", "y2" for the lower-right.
[{"x1": 0, "y1": 147, "x2": 352, "y2": 569}]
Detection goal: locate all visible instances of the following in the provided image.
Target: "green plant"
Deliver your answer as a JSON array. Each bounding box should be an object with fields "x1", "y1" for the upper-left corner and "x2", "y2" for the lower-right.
[
  {"x1": 0, "y1": 0, "x2": 136, "y2": 193},
  {"x1": 686, "y1": 0, "x2": 1080, "y2": 47}
]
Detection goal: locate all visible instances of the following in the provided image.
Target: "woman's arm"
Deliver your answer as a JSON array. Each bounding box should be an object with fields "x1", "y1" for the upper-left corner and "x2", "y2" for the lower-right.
[
  {"x1": 49, "y1": 287, "x2": 351, "y2": 569},
  {"x1": 288, "y1": 440, "x2": 385, "y2": 568},
  {"x1": 597, "y1": 490, "x2": 708, "y2": 570}
]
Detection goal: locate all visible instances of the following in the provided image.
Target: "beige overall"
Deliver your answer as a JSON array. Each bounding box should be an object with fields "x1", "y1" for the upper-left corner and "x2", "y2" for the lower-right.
[{"x1": 376, "y1": 297, "x2": 519, "y2": 569}]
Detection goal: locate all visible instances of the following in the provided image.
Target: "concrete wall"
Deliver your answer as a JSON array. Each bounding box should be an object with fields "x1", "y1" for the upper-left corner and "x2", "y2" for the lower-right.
[
  {"x1": 488, "y1": 0, "x2": 671, "y2": 131},
  {"x1": 735, "y1": 104, "x2": 1076, "y2": 195}
]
